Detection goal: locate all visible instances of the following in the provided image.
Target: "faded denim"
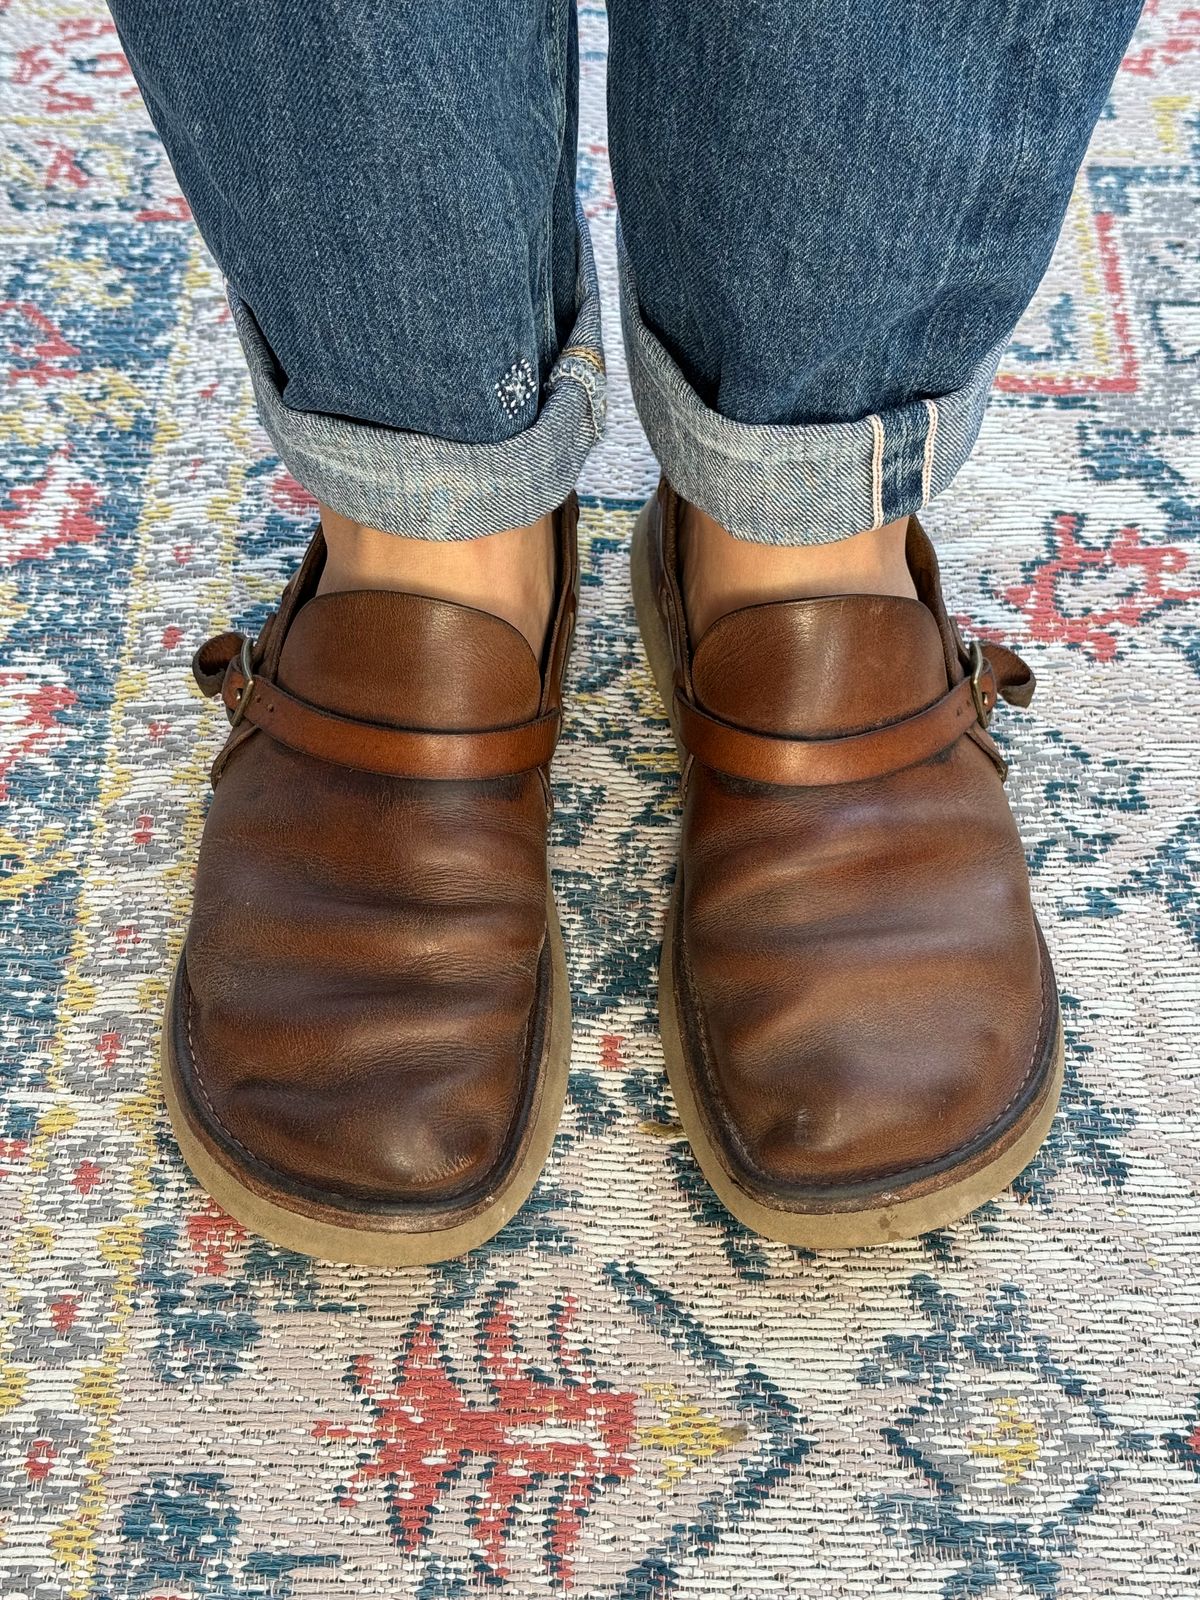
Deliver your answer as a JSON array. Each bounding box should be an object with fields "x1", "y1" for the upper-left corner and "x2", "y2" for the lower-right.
[
  {"x1": 608, "y1": 0, "x2": 1145, "y2": 540},
  {"x1": 109, "y1": 0, "x2": 597, "y2": 538},
  {"x1": 110, "y1": 0, "x2": 1144, "y2": 542}
]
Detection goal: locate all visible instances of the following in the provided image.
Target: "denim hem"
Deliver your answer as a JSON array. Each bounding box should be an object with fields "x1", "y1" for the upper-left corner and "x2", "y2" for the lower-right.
[
  {"x1": 617, "y1": 224, "x2": 1007, "y2": 545},
  {"x1": 229, "y1": 200, "x2": 605, "y2": 539}
]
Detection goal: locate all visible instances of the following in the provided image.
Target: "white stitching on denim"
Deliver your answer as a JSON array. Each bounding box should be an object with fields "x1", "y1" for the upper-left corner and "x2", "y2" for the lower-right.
[
  {"x1": 869, "y1": 414, "x2": 885, "y2": 526},
  {"x1": 922, "y1": 398, "x2": 940, "y2": 508},
  {"x1": 548, "y1": 351, "x2": 606, "y2": 439},
  {"x1": 495, "y1": 358, "x2": 538, "y2": 418}
]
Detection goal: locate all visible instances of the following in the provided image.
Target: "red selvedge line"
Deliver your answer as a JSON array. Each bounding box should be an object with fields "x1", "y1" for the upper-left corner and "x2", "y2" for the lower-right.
[{"x1": 995, "y1": 211, "x2": 1139, "y2": 397}]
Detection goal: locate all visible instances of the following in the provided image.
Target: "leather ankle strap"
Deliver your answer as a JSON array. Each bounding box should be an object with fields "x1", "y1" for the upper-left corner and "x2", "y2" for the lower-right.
[
  {"x1": 675, "y1": 644, "x2": 1029, "y2": 787},
  {"x1": 197, "y1": 634, "x2": 560, "y2": 782}
]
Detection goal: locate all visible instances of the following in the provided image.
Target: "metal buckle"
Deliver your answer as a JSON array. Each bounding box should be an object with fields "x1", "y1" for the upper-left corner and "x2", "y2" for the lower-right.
[
  {"x1": 968, "y1": 640, "x2": 990, "y2": 727},
  {"x1": 228, "y1": 636, "x2": 255, "y2": 728}
]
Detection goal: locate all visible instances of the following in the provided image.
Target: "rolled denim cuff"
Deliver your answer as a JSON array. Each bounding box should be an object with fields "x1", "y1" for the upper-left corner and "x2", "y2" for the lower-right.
[
  {"x1": 229, "y1": 201, "x2": 605, "y2": 539},
  {"x1": 618, "y1": 224, "x2": 1006, "y2": 545}
]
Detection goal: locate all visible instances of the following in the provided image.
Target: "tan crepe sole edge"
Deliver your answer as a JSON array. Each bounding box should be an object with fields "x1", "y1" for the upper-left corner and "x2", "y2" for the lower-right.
[
  {"x1": 161, "y1": 891, "x2": 571, "y2": 1267},
  {"x1": 631, "y1": 503, "x2": 1065, "y2": 1248}
]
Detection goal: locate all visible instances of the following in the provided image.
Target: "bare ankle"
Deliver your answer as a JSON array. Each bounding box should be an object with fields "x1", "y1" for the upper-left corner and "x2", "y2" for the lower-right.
[
  {"x1": 317, "y1": 506, "x2": 557, "y2": 656},
  {"x1": 679, "y1": 503, "x2": 916, "y2": 638}
]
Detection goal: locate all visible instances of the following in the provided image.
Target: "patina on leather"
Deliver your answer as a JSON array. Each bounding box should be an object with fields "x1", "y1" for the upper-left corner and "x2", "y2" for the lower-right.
[
  {"x1": 644, "y1": 479, "x2": 1060, "y2": 1218},
  {"x1": 165, "y1": 498, "x2": 577, "y2": 1252}
]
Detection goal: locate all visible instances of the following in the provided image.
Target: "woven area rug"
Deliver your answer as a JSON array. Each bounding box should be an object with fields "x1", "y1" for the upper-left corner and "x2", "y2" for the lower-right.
[{"x1": 2, "y1": 3, "x2": 1199, "y2": 1596}]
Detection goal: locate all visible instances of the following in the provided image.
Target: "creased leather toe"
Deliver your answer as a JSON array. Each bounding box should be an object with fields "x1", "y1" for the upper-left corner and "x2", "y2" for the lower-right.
[
  {"x1": 162, "y1": 501, "x2": 578, "y2": 1263},
  {"x1": 636, "y1": 480, "x2": 1062, "y2": 1246}
]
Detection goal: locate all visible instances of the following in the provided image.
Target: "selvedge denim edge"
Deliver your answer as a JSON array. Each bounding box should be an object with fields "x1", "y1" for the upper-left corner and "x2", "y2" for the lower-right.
[
  {"x1": 618, "y1": 223, "x2": 1008, "y2": 546},
  {"x1": 230, "y1": 200, "x2": 605, "y2": 540}
]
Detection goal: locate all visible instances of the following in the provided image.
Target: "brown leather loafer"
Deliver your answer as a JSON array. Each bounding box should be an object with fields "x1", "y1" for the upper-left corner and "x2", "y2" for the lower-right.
[
  {"x1": 162, "y1": 500, "x2": 577, "y2": 1265},
  {"x1": 632, "y1": 481, "x2": 1062, "y2": 1247}
]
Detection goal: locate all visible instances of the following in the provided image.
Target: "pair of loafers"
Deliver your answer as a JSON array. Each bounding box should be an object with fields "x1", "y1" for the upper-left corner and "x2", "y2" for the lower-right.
[{"x1": 164, "y1": 483, "x2": 1060, "y2": 1264}]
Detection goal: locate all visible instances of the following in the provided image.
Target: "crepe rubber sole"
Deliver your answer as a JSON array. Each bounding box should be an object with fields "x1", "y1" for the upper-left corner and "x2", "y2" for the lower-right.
[
  {"x1": 161, "y1": 894, "x2": 571, "y2": 1267},
  {"x1": 630, "y1": 502, "x2": 1064, "y2": 1248}
]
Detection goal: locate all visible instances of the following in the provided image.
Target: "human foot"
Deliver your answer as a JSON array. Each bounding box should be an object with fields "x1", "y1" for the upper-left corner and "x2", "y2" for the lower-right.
[
  {"x1": 318, "y1": 506, "x2": 556, "y2": 656},
  {"x1": 678, "y1": 499, "x2": 916, "y2": 640},
  {"x1": 164, "y1": 500, "x2": 578, "y2": 1264},
  {"x1": 634, "y1": 480, "x2": 1060, "y2": 1247}
]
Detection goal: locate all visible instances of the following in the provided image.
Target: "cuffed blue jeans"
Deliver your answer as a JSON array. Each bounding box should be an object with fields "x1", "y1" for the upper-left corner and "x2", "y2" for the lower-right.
[{"x1": 108, "y1": 0, "x2": 1143, "y2": 543}]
